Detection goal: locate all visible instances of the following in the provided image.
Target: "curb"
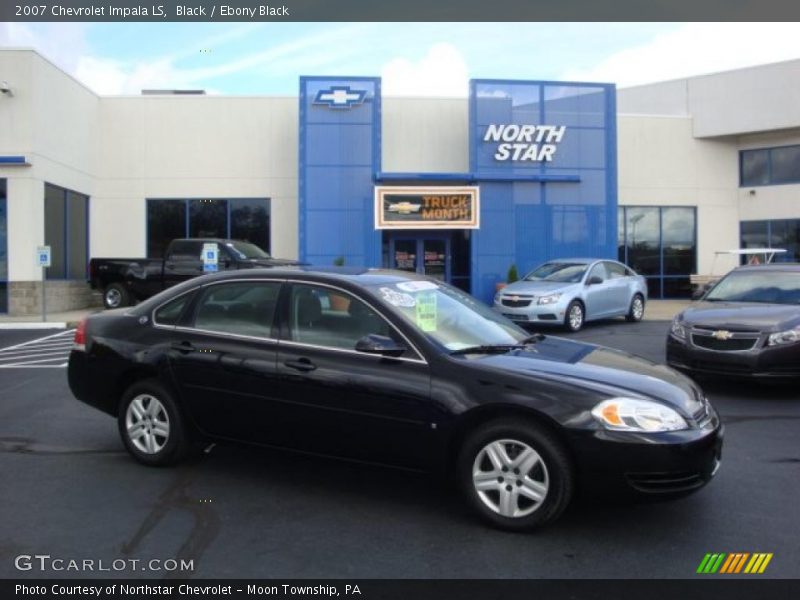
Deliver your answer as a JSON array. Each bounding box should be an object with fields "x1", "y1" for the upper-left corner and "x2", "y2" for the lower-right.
[{"x1": 0, "y1": 322, "x2": 68, "y2": 330}]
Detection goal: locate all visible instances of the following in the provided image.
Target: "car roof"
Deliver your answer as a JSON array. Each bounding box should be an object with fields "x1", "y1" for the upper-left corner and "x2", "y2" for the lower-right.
[
  {"x1": 734, "y1": 262, "x2": 800, "y2": 272},
  {"x1": 544, "y1": 258, "x2": 605, "y2": 265},
  {"x1": 190, "y1": 265, "x2": 435, "y2": 287}
]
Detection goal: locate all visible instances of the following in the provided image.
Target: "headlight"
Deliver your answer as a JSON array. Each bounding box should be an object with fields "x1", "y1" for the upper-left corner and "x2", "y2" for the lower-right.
[
  {"x1": 538, "y1": 293, "x2": 562, "y2": 305},
  {"x1": 670, "y1": 316, "x2": 686, "y2": 340},
  {"x1": 591, "y1": 397, "x2": 689, "y2": 432},
  {"x1": 768, "y1": 327, "x2": 800, "y2": 346},
  {"x1": 494, "y1": 292, "x2": 502, "y2": 304}
]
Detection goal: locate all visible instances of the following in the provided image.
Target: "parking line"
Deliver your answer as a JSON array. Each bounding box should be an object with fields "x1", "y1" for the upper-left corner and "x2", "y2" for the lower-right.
[{"x1": 0, "y1": 330, "x2": 74, "y2": 353}]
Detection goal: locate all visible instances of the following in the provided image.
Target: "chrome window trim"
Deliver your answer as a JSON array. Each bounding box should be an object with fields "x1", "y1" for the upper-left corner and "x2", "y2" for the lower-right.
[
  {"x1": 150, "y1": 276, "x2": 429, "y2": 364},
  {"x1": 285, "y1": 279, "x2": 428, "y2": 364}
]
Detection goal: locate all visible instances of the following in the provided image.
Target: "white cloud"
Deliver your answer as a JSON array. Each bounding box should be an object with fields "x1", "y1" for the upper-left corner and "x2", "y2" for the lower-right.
[
  {"x1": 382, "y1": 43, "x2": 469, "y2": 97},
  {"x1": 0, "y1": 22, "x2": 89, "y2": 72},
  {"x1": 561, "y1": 23, "x2": 800, "y2": 87}
]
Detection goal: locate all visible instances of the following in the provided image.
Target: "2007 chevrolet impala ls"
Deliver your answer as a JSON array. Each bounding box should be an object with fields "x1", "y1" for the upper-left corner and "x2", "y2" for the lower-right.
[{"x1": 68, "y1": 267, "x2": 722, "y2": 530}]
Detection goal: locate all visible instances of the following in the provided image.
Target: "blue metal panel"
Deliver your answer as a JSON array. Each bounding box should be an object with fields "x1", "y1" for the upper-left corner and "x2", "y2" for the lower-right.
[
  {"x1": 300, "y1": 77, "x2": 381, "y2": 268},
  {"x1": 469, "y1": 79, "x2": 617, "y2": 302}
]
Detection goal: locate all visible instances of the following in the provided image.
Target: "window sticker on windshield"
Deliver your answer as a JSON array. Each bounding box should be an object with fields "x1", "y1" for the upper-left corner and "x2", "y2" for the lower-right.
[
  {"x1": 397, "y1": 281, "x2": 439, "y2": 293},
  {"x1": 379, "y1": 287, "x2": 416, "y2": 307},
  {"x1": 416, "y1": 292, "x2": 438, "y2": 332}
]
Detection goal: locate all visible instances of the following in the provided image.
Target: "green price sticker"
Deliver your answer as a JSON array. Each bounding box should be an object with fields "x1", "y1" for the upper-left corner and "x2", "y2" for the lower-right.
[{"x1": 416, "y1": 292, "x2": 438, "y2": 332}]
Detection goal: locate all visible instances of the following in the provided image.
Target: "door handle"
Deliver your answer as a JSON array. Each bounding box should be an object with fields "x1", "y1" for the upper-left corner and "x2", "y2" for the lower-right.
[
  {"x1": 170, "y1": 341, "x2": 196, "y2": 353},
  {"x1": 284, "y1": 358, "x2": 317, "y2": 372}
]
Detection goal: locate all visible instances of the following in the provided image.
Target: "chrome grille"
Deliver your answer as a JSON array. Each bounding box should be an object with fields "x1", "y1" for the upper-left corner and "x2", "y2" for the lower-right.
[{"x1": 690, "y1": 329, "x2": 759, "y2": 352}]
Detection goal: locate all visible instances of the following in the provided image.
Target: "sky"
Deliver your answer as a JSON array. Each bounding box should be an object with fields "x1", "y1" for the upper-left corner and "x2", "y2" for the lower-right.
[{"x1": 1, "y1": 22, "x2": 800, "y2": 96}]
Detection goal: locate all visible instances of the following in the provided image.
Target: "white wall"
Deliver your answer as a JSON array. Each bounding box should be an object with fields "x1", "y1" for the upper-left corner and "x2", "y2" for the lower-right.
[
  {"x1": 0, "y1": 49, "x2": 98, "y2": 281},
  {"x1": 94, "y1": 95, "x2": 298, "y2": 259},
  {"x1": 382, "y1": 97, "x2": 468, "y2": 173},
  {"x1": 618, "y1": 114, "x2": 741, "y2": 275}
]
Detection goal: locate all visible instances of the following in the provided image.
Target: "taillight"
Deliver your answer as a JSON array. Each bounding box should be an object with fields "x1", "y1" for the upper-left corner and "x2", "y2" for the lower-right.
[{"x1": 74, "y1": 318, "x2": 87, "y2": 351}]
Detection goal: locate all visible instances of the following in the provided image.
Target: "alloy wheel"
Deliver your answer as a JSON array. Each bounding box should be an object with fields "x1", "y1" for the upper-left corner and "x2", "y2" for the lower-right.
[
  {"x1": 569, "y1": 304, "x2": 583, "y2": 330},
  {"x1": 472, "y1": 439, "x2": 549, "y2": 518},
  {"x1": 632, "y1": 296, "x2": 644, "y2": 320},
  {"x1": 125, "y1": 394, "x2": 170, "y2": 454},
  {"x1": 105, "y1": 288, "x2": 122, "y2": 308}
]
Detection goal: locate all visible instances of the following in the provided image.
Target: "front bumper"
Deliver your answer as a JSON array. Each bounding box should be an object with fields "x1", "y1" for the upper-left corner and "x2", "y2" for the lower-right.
[
  {"x1": 492, "y1": 296, "x2": 569, "y2": 325},
  {"x1": 666, "y1": 333, "x2": 800, "y2": 378},
  {"x1": 567, "y1": 417, "x2": 723, "y2": 497}
]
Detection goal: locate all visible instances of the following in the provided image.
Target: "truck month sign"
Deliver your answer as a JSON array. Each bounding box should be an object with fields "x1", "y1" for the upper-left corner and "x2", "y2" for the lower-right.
[{"x1": 375, "y1": 186, "x2": 480, "y2": 229}]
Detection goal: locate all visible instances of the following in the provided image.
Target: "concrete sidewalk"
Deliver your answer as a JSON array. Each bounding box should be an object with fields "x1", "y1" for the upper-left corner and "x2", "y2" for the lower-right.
[
  {"x1": 0, "y1": 308, "x2": 102, "y2": 329},
  {"x1": 644, "y1": 299, "x2": 690, "y2": 321}
]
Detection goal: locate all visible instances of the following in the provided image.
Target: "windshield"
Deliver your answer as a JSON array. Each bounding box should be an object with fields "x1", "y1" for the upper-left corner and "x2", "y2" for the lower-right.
[
  {"x1": 225, "y1": 241, "x2": 271, "y2": 260},
  {"x1": 367, "y1": 280, "x2": 528, "y2": 351},
  {"x1": 705, "y1": 270, "x2": 800, "y2": 304},
  {"x1": 524, "y1": 262, "x2": 587, "y2": 283}
]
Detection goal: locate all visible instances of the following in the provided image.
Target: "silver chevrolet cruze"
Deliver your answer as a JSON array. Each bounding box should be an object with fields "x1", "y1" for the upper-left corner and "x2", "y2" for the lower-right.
[{"x1": 493, "y1": 259, "x2": 648, "y2": 332}]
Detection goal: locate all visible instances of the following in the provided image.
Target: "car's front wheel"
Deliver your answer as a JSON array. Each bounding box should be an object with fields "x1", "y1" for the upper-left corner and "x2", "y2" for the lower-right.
[
  {"x1": 626, "y1": 294, "x2": 645, "y2": 322},
  {"x1": 118, "y1": 379, "x2": 190, "y2": 466},
  {"x1": 564, "y1": 300, "x2": 584, "y2": 332},
  {"x1": 457, "y1": 419, "x2": 574, "y2": 531}
]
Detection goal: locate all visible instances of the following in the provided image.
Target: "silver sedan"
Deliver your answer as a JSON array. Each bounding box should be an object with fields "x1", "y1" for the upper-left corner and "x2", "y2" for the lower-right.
[{"x1": 492, "y1": 259, "x2": 648, "y2": 332}]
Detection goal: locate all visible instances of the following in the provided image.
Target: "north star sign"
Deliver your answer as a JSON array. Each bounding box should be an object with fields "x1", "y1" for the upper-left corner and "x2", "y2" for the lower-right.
[{"x1": 483, "y1": 123, "x2": 567, "y2": 161}]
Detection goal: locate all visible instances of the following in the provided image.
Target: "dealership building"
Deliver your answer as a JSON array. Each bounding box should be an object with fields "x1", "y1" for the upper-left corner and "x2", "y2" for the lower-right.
[{"x1": 1, "y1": 48, "x2": 800, "y2": 315}]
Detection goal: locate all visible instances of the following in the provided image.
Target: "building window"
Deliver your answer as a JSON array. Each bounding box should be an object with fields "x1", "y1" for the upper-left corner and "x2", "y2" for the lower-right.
[
  {"x1": 0, "y1": 179, "x2": 7, "y2": 313},
  {"x1": 618, "y1": 206, "x2": 697, "y2": 299},
  {"x1": 44, "y1": 183, "x2": 89, "y2": 280},
  {"x1": 740, "y1": 144, "x2": 800, "y2": 186},
  {"x1": 146, "y1": 198, "x2": 271, "y2": 259},
  {"x1": 741, "y1": 219, "x2": 800, "y2": 263}
]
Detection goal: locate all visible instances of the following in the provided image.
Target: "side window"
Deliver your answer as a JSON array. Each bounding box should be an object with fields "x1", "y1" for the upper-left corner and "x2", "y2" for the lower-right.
[
  {"x1": 605, "y1": 262, "x2": 627, "y2": 279},
  {"x1": 168, "y1": 241, "x2": 203, "y2": 260},
  {"x1": 289, "y1": 284, "x2": 399, "y2": 351},
  {"x1": 154, "y1": 294, "x2": 191, "y2": 326},
  {"x1": 588, "y1": 263, "x2": 607, "y2": 282},
  {"x1": 192, "y1": 281, "x2": 280, "y2": 338}
]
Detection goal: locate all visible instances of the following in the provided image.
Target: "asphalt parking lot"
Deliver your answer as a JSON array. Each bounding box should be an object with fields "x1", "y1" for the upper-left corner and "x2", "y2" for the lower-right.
[{"x1": 0, "y1": 320, "x2": 798, "y2": 579}]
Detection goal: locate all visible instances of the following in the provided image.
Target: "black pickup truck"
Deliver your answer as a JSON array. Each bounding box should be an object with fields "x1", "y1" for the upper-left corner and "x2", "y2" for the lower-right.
[{"x1": 89, "y1": 238, "x2": 300, "y2": 308}]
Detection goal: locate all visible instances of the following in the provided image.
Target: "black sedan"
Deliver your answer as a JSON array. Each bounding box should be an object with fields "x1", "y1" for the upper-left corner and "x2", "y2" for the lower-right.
[
  {"x1": 68, "y1": 267, "x2": 722, "y2": 530},
  {"x1": 668, "y1": 264, "x2": 800, "y2": 378}
]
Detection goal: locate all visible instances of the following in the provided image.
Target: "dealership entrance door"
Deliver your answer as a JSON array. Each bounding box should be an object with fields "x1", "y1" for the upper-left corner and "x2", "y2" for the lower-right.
[{"x1": 389, "y1": 233, "x2": 450, "y2": 282}]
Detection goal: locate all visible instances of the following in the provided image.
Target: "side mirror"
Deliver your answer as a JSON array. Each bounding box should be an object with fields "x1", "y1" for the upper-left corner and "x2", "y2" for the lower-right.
[
  {"x1": 587, "y1": 276, "x2": 603, "y2": 286},
  {"x1": 692, "y1": 284, "x2": 710, "y2": 300},
  {"x1": 355, "y1": 334, "x2": 405, "y2": 357}
]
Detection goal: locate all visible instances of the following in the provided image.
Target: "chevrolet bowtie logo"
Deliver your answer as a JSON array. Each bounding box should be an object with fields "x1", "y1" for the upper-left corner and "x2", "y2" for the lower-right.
[
  {"x1": 313, "y1": 86, "x2": 367, "y2": 109},
  {"x1": 711, "y1": 330, "x2": 733, "y2": 340}
]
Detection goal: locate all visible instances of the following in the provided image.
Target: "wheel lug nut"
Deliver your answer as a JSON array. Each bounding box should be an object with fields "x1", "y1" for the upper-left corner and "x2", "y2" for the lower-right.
[
  {"x1": 516, "y1": 480, "x2": 522, "y2": 486},
  {"x1": 513, "y1": 468, "x2": 520, "y2": 474},
  {"x1": 497, "y1": 477, "x2": 504, "y2": 483},
  {"x1": 501, "y1": 467, "x2": 508, "y2": 473},
  {"x1": 506, "y1": 485, "x2": 512, "y2": 492}
]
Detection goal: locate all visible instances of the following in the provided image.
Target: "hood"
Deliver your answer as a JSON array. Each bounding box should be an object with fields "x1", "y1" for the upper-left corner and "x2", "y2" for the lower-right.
[
  {"x1": 471, "y1": 336, "x2": 704, "y2": 417},
  {"x1": 501, "y1": 280, "x2": 577, "y2": 295},
  {"x1": 680, "y1": 301, "x2": 800, "y2": 333}
]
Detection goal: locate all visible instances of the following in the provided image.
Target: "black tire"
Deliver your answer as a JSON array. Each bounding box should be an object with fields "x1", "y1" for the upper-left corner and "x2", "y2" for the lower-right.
[
  {"x1": 564, "y1": 300, "x2": 584, "y2": 332},
  {"x1": 103, "y1": 283, "x2": 131, "y2": 309},
  {"x1": 456, "y1": 418, "x2": 574, "y2": 531},
  {"x1": 118, "y1": 379, "x2": 190, "y2": 466},
  {"x1": 626, "y1": 293, "x2": 645, "y2": 322}
]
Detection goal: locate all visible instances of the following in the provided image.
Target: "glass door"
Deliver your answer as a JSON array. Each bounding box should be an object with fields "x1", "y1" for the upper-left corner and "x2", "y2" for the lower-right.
[{"x1": 389, "y1": 235, "x2": 451, "y2": 283}]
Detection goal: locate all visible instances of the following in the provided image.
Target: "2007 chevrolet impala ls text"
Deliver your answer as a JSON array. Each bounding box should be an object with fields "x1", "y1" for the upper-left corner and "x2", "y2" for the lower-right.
[{"x1": 68, "y1": 267, "x2": 722, "y2": 530}]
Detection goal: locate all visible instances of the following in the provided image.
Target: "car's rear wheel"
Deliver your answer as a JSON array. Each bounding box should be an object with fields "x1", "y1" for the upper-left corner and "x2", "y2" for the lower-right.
[
  {"x1": 457, "y1": 419, "x2": 574, "y2": 531},
  {"x1": 103, "y1": 283, "x2": 130, "y2": 309},
  {"x1": 118, "y1": 380, "x2": 189, "y2": 466},
  {"x1": 626, "y1": 294, "x2": 645, "y2": 322},
  {"x1": 564, "y1": 300, "x2": 584, "y2": 332}
]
